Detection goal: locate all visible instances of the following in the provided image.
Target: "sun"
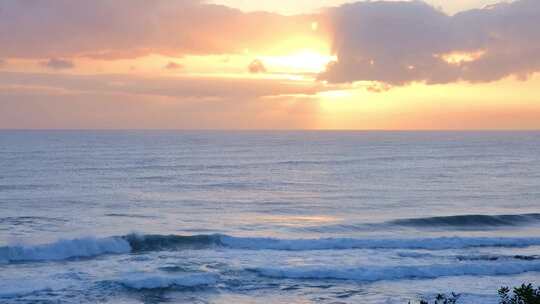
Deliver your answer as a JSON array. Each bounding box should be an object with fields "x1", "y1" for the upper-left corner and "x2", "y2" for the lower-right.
[
  {"x1": 251, "y1": 28, "x2": 335, "y2": 76},
  {"x1": 260, "y1": 50, "x2": 337, "y2": 74}
]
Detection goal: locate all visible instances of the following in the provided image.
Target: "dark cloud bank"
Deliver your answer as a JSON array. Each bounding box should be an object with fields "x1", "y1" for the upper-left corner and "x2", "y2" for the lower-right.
[{"x1": 320, "y1": 0, "x2": 540, "y2": 85}]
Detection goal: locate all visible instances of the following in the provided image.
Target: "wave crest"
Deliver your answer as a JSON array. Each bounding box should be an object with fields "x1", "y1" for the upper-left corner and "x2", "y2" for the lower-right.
[
  {"x1": 123, "y1": 234, "x2": 219, "y2": 252},
  {"x1": 251, "y1": 261, "x2": 540, "y2": 282}
]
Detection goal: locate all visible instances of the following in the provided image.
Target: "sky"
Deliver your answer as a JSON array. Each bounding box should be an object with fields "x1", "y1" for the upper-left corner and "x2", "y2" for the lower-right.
[
  {"x1": 0, "y1": 0, "x2": 539, "y2": 130},
  {"x1": 213, "y1": 0, "x2": 498, "y2": 15}
]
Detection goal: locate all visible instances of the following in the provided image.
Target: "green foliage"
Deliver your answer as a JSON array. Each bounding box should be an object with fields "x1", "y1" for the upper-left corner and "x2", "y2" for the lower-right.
[
  {"x1": 411, "y1": 293, "x2": 460, "y2": 304},
  {"x1": 499, "y1": 284, "x2": 540, "y2": 304},
  {"x1": 409, "y1": 284, "x2": 540, "y2": 304}
]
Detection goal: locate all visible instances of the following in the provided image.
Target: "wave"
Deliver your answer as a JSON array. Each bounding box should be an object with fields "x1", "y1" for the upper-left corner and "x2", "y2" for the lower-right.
[
  {"x1": 0, "y1": 216, "x2": 68, "y2": 226},
  {"x1": 250, "y1": 261, "x2": 540, "y2": 282},
  {"x1": 390, "y1": 213, "x2": 540, "y2": 228},
  {"x1": 4, "y1": 234, "x2": 540, "y2": 264},
  {"x1": 456, "y1": 254, "x2": 540, "y2": 262},
  {"x1": 0, "y1": 184, "x2": 56, "y2": 191},
  {"x1": 302, "y1": 213, "x2": 540, "y2": 233},
  {"x1": 117, "y1": 273, "x2": 218, "y2": 290},
  {"x1": 123, "y1": 234, "x2": 219, "y2": 252},
  {"x1": 0, "y1": 237, "x2": 130, "y2": 263},
  {"x1": 395, "y1": 251, "x2": 540, "y2": 262},
  {"x1": 104, "y1": 213, "x2": 158, "y2": 219},
  {"x1": 124, "y1": 234, "x2": 540, "y2": 252},
  {"x1": 218, "y1": 235, "x2": 540, "y2": 251},
  {"x1": 120, "y1": 234, "x2": 540, "y2": 252}
]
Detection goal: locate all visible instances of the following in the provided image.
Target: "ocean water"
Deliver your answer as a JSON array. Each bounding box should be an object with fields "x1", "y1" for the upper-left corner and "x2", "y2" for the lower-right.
[{"x1": 1, "y1": 131, "x2": 540, "y2": 304}]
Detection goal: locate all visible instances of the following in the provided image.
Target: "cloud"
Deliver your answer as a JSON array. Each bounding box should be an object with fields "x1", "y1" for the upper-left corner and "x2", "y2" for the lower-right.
[
  {"x1": 41, "y1": 58, "x2": 75, "y2": 70},
  {"x1": 0, "y1": 92, "x2": 319, "y2": 129},
  {"x1": 319, "y1": 0, "x2": 540, "y2": 86},
  {"x1": 0, "y1": 58, "x2": 4, "y2": 67},
  {"x1": 248, "y1": 59, "x2": 267, "y2": 73},
  {"x1": 0, "y1": 0, "x2": 318, "y2": 59},
  {"x1": 0, "y1": 71, "x2": 327, "y2": 100},
  {"x1": 164, "y1": 61, "x2": 183, "y2": 70},
  {"x1": 3, "y1": 0, "x2": 538, "y2": 87},
  {"x1": 0, "y1": 72, "x2": 320, "y2": 129}
]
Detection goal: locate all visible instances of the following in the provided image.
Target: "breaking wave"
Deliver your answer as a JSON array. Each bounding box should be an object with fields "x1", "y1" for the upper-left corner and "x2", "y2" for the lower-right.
[
  {"x1": 0, "y1": 237, "x2": 130, "y2": 263},
  {"x1": 4, "y1": 233, "x2": 540, "y2": 263}
]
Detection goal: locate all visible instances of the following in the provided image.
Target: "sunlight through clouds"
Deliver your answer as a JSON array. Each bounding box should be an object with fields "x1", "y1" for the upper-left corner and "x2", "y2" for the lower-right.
[{"x1": 0, "y1": 0, "x2": 539, "y2": 129}]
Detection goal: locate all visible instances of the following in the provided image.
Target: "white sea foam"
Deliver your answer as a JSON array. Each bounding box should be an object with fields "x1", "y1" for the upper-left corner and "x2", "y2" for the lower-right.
[
  {"x1": 0, "y1": 284, "x2": 51, "y2": 298},
  {"x1": 251, "y1": 261, "x2": 540, "y2": 282},
  {"x1": 0, "y1": 237, "x2": 130, "y2": 262},
  {"x1": 0, "y1": 279, "x2": 69, "y2": 298},
  {"x1": 118, "y1": 273, "x2": 218, "y2": 289}
]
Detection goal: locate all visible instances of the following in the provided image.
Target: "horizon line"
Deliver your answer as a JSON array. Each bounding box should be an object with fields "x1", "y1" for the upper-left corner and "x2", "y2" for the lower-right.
[{"x1": 1, "y1": 129, "x2": 540, "y2": 132}]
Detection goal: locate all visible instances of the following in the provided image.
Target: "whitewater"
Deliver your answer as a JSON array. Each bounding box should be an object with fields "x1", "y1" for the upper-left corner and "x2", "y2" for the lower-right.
[{"x1": 1, "y1": 131, "x2": 540, "y2": 304}]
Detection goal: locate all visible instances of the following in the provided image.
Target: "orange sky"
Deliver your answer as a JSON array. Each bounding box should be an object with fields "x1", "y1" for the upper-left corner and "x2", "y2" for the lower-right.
[{"x1": 0, "y1": 0, "x2": 539, "y2": 130}]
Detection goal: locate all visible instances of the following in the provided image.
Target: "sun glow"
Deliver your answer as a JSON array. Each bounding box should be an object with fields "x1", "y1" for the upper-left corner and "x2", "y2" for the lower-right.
[{"x1": 260, "y1": 51, "x2": 336, "y2": 74}]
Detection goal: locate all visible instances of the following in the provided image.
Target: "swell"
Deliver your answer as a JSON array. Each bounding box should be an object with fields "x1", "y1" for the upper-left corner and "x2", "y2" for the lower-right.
[
  {"x1": 0, "y1": 216, "x2": 68, "y2": 226},
  {"x1": 250, "y1": 260, "x2": 540, "y2": 282},
  {"x1": 306, "y1": 213, "x2": 540, "y2": 233},
  {"x1": 4, "y1": 234, "x2": 540, "y2": 264},
  {"x1": 390, "y1": 213, "x2": 540, "y2": 228}
]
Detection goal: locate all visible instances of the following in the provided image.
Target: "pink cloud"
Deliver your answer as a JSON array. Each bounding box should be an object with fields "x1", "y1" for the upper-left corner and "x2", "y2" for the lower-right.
[{"x1": 0, "y1": 0, "x2": 317, "y2": 59}]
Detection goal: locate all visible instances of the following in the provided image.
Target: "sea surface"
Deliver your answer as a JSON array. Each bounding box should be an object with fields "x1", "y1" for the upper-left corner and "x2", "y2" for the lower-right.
[{"x1": 1, "y1": 131, "x2": 540, "y2": 303}]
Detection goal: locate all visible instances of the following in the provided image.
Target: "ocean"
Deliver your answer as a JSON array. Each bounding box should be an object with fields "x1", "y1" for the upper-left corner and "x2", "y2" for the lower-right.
[{"x1": 1, "y1": 131, "x2": 539, "y2": 303}]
